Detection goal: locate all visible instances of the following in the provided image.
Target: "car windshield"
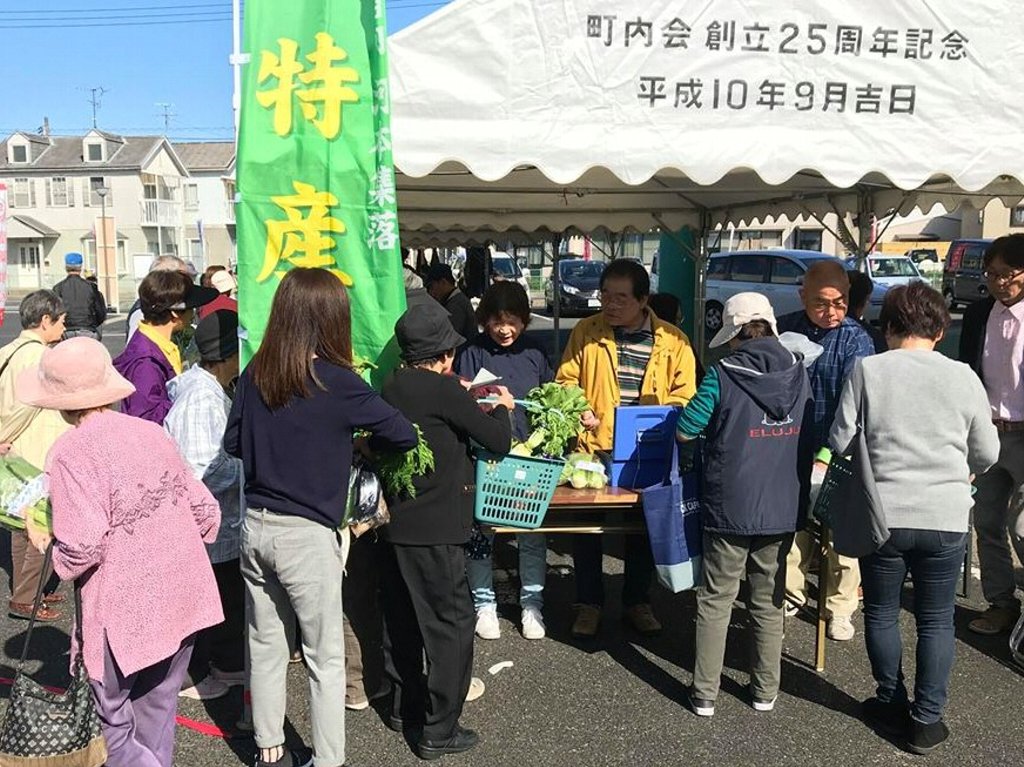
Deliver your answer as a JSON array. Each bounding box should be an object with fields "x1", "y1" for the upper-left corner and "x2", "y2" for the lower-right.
[
  {"x1": 560, "y1": 261, "x2": 605, "y2": 281},
  {"x1": 869, "y1": 258, "x2": 918, "y2": 277},
  {"x1": 491, "y1": 258, "x2": 520, "y2": 278}
]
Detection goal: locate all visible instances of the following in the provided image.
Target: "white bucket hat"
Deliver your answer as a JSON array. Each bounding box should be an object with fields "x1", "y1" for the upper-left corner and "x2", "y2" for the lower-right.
[{"x1": 709, "y1": 292, "x2": 779, "y2": 348}]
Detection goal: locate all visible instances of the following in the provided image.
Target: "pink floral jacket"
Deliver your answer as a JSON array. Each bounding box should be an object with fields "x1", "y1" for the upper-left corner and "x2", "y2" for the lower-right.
[{"x1": 46, "y1": 410, "x2": 223, "y2": 680}]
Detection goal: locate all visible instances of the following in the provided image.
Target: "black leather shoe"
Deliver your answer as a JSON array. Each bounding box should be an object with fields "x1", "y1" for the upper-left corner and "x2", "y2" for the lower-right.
[
  {"x1": 907, "y1": 719, "x2": 949, "y2": 755},
  {"x1": 861, "y1": 697, "x2": 911, "y2": 736},
  {"x1": 417, "y1": 726, "x2": 480, "y2": 761}
]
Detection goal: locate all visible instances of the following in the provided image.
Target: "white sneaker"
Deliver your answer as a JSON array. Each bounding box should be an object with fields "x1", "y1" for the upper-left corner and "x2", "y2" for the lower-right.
[
  {"x1": 828, "y1": 615, "x2": 856, "y2": 641},
  {"x1": 179, "y1": 676, "x2": 230, "y2": 701},
  {"x1": 475, "y1": 605, "x2": 501, "y2": 640},
  {"x1": 465, "y1": 676, "x2": 485, "y2": 702},
  {"x1": 521, "y1": 606, "x2": 546, "y2": 640}
]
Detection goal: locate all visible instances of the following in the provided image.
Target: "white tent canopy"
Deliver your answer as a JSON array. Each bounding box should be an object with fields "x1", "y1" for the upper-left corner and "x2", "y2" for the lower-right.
[{"x1": 390, "y1": 0, "x2": 1024, "y2": 239}]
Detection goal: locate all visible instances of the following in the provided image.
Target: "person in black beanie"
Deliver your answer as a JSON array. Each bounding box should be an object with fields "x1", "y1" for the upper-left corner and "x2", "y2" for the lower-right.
[{"x1": 379, "y1": 301, "x2": 513, "y2": 761}]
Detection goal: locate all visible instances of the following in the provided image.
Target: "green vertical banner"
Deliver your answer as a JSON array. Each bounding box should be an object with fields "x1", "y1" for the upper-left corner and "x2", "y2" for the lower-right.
[{"x1": 237, "y1": 0, "x2": 404, "y2": 382}]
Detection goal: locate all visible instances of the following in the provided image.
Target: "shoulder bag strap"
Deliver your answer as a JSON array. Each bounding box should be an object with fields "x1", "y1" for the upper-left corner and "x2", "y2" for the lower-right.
[
  {"x1": 15, "y1": 541, "x2": 54, "y2": 671},
  {"x1": 0, "y1": 339, "x2": 43, "y2": 384}
]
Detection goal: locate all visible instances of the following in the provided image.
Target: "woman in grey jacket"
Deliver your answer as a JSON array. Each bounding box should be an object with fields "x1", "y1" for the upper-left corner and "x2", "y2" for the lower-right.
[{"x1": 830, "y1": 282, "x2": 999, "y2": 756}]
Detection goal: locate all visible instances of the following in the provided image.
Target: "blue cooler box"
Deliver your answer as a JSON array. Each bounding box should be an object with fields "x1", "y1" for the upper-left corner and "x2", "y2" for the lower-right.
[{"x1": 599, "y1": 405, "x2": 680, "y2": 489}]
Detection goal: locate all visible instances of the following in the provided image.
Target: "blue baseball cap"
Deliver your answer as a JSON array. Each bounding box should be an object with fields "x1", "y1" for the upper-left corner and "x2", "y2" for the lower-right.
[{"x1": 65, "y1": 252, "x2": 84, "y2": 267}]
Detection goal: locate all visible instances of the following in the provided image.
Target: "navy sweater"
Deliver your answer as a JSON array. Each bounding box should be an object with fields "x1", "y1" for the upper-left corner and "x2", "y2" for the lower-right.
[
  {"x1": 455, "y1": 333, "x2": 554, "y2": 440},
  {"x1": 224, "y1": 360, "x2": 418, "y2": 527}
]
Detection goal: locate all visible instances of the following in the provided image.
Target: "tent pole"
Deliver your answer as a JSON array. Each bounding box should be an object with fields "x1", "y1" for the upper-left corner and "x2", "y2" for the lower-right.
[
  {"x1": 551, "y1": 233, "x2": 563, "y2": 363},
  {"x1": 694, "y1": 211, "x2": 711, "y2": 360},
  {"x1": 856, "y1": 189, "x2": 875, "y2": 265}
]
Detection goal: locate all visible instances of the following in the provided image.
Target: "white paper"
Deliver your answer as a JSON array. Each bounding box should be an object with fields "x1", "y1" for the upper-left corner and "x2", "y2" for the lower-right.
[{"x1": 469, "y1": 368, "x2": 502, "y2": 389}]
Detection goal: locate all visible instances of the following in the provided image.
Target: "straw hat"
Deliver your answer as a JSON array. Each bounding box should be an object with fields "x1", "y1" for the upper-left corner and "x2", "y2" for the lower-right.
[{"x1": 16, "y1": 338, "x2": 135, "y2": 411}]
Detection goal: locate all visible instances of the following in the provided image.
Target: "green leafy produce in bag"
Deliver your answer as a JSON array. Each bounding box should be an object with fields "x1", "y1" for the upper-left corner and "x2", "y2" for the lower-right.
[{"x1": 373, "y1": 424, "x2": 436, "y2": 499}]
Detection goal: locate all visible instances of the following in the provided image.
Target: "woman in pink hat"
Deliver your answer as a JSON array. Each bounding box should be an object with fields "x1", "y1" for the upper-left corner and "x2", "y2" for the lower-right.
[{"x1": 19, "y1": 337, "x2": 224, "y2": 767}]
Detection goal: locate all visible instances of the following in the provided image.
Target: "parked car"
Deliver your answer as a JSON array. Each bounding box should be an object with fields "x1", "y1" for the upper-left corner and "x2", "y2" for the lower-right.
[
  {"x1": 490, "y1": 251, "x2": 532, "y2": 303},
  {"x1": 942, "y1": 238, "x2": 994, "y2": 309},
  {"x1": 846, "y1": 255, "x2": 923, "y2": 288},
  {"x1": 704, "y1": 249, "x2": 886, "y2": 334},
  {"x1": 545, "y1": 258, "x2": 605, "y2": 315},
  {"x1": 905, "y1": 247, "x2": 940, "y2": 264}
]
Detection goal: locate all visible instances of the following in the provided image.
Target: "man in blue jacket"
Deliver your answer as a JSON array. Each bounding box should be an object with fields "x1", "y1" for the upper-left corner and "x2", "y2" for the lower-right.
[
  {"x1": 780, "y1": 260, "x2": 875, "y2": 642},
  {"x1": 677, "y1": 292, "x2": 814, "y2": 717}
]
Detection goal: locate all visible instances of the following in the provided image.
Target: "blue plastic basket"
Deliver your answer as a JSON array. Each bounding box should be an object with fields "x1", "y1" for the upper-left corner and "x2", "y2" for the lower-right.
[{"x1": 474, "y1": 451, "x2": 565, "y2": 529}]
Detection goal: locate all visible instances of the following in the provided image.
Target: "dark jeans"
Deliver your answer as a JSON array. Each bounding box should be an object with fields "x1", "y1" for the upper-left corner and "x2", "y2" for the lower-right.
[
  {"x1": 859, "y1": 528, "x2": 967, "y2": 725},
  {"x1": 186, "y1": 559, "x2": 245, "y2": 685},
  {"x1": 572, "y1": 533, "x2": 654, "y2": 608}
]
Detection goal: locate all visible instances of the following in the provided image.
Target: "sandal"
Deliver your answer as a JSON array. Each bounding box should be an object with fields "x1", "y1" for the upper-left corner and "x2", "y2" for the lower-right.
[
  {"x1": 8, "y1": 601, "x2": 62, "y2": 622},
  {"x1": 42, "y1": 592, "x2": 66, "y2": 605}
]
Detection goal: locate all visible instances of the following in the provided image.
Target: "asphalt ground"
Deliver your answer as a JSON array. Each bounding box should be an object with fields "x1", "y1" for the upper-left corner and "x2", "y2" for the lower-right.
[{"x1": 1, "y1": 310, "x2": 1022, "y2": 766}]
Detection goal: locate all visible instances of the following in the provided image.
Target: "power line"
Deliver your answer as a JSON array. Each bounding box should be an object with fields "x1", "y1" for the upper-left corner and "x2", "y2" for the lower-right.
[
  {"x1": 0, "y1": 15, "x2": 232, "y2": 28},
  {"x1": 0, "y1": 9, "x2": 234, "y2": 21},
  {"x1": 0, "y1": 3, "x2": 228, "y2": 13}
]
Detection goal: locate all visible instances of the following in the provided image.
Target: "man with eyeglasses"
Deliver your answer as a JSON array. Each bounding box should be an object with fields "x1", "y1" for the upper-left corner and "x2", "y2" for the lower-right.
[
  {"x1": 959, "y1": 233, "x2": 1024, "y2": 635},
  {"x1": 778, "y1": 260, "x2": 875, "y2": 641}
]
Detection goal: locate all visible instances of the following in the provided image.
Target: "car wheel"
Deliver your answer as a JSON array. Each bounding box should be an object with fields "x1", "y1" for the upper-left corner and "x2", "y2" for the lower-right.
[
  {"x1": 705, "y1": 301, "x2": 724, "y2": 334},
  {"x1": 943, "y1": 290, "x2": 957, "y2": 310}
]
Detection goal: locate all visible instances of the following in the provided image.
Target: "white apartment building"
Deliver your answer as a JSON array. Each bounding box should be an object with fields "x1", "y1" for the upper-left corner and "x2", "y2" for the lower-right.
[
  {"x1": 0, "y1": 129, "x2": 188, "y2": 306},
  {"x1": 173, "y1": 142, "x2": 236, "y2": 273}
]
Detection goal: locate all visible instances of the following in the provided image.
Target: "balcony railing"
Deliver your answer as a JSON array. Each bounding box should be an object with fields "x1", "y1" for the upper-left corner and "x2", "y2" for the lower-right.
[{"x1": 140, "y1": 198, "x2": 181, "y2": 227}]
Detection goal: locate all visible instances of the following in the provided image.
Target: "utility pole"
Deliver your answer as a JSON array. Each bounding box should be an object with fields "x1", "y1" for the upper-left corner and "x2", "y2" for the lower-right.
[
  {"x1": 155, "y1": 102, "x2": 176, "y2": 135},
  {"x1": 88, "y1": 87, "x2": 107, "y2": 128}
]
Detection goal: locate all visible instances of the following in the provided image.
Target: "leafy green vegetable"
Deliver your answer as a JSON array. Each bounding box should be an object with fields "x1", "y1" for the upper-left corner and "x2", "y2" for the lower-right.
[
  {"x1": 374, "y1": 424, "x2": 435, "y2": 499},
  {"x1": 523, "y1": 383, "x2": 591, "y2": 457}
]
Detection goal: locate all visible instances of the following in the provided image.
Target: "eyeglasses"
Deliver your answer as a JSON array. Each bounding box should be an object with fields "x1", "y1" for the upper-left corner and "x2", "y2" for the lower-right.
[
  {"x1": 808, "y1": 298, "x2": 848, "y2": 312},
  {"x1": 983, "y1": 269, "x2": 1024, "y2": 283}
]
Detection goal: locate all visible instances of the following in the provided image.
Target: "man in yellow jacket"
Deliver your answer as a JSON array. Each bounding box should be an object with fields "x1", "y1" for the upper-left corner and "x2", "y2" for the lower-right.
[{"x1": 556, "y1": 260, "x2": 697, "y2": 638}]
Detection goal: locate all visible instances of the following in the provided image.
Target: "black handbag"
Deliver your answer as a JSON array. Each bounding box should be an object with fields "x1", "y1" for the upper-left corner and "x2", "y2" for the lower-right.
[
  {"x1": 813, "y1": 387, "x2": 889, "y2": 558},
  {"x1": 0, "y1": 544, "x2": 107, "y2": 767}
]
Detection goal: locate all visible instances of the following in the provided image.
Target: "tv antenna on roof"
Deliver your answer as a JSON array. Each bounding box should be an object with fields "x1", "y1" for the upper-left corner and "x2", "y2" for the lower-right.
[
  {"x1": 87, "y1": 86, "x2": 108, "y2": 128},
  {"x1": 155, "y1": 102, "x2": 176, "y2": 135}
]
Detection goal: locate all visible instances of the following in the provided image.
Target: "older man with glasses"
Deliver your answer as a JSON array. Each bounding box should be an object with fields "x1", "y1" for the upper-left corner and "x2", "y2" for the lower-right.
[
  {"x1": 959, "y1": 233, "x2": 1024, "y2": 635},
  {"x1": 779, "y1": 260, "x2": 876, "y2": 641}
]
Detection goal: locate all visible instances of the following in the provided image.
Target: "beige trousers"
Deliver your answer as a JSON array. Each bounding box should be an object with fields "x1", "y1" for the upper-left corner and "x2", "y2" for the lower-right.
[{"x1": 786, "y1": 529, "x2": 861, "y2": 618}]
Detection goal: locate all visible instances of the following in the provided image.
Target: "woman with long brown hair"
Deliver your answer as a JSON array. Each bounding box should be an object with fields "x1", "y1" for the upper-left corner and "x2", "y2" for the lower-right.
[{"x1": 225, "y1": 268, "x2": 417, "y2": 767}]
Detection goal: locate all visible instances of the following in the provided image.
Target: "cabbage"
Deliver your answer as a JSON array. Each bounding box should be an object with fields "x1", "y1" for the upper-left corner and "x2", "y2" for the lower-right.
[{"x1": 569, "y1": 471, "x2": 589, "y2": 489}]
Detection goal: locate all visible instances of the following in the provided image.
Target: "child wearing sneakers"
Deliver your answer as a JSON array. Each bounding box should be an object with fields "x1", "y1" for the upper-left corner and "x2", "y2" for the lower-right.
[
  {"x1": 455, "y1": 281, "x2": 554, "y2": 640},
  {"x1": 676, "y1": 292, "x2": 814, "y2": 716}
]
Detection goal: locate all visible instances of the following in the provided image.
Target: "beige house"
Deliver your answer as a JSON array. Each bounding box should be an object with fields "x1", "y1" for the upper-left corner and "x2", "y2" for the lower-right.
[
  {"x1": 0, "y1": 129, "x2": 188, "y2": 307},
  {"x1": 173, "y1": 142, "x2": 236, "y2": 273}
]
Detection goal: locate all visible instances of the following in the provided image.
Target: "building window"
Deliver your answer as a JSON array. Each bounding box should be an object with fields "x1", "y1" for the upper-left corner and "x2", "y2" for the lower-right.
[
  {"x1": 11, "y1": 144, "x2": 27, "y2": 163},
  {"x1": 184, "y1": 183, "x2": 199, "y2": 210},
  {"x1": 86, "y1": 143, "x2": 103, "y2": 162},
  {"x1": 793, "y1": 228, "x2": 824, "y2": 251},
  {"x1": 18, "y1": 245, "x2": 40, "y2": 269},
  {"x1": 1011, "y1": 206, "x2": 1024, "y2": 228},
  {"x1": 11, "y1": 178, "x2": 34, "y2": 208},
  {"x1": 48, "y1": 176, "x2": 73, "y2": 207},
  {"x1": 88, "y1": 177, "x2": 111, "y2": 206}
]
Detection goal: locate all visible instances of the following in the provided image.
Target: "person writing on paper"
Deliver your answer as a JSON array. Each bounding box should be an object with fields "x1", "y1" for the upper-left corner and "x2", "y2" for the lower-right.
[
  {"x1": 380, "y1": 301, "x2": 512, "y2": 760},
  {"x1": 20, "y1": 338, "x2": 223, "y2": 767},
  {"x1": 830, "y1": 282, "x2": 998, "y2": 754},
  {"x1": 455, "y1": 282, "x2": 554, "y2": 641},
  {"x1": 676, "y1": 293, "x2": 813, "y2": 718},
  {"x1": 779, "y1": 260, "x2": 875, "y2": 641},
  {"x1": 556, "y1": 259, "x2": 697, "y2": 639}
]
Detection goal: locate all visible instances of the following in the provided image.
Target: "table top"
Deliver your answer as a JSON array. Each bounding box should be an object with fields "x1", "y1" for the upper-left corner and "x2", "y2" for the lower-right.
[{"x1": 549, "y1": 486, "x2": 641, "y2": 507}]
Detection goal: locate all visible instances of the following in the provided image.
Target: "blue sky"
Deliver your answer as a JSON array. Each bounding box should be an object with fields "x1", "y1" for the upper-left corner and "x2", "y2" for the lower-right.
[{"x1": 3, "y1": 1, "x2": 451, "y2": 141}]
